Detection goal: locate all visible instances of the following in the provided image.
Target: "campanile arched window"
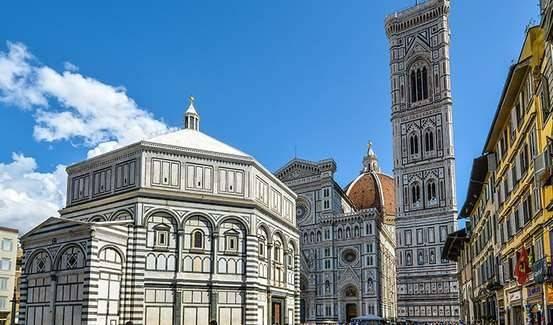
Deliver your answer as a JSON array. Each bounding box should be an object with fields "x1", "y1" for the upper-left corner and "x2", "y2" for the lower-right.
[
  {"x1": 411, "y1": 183, "x2": 421, "y2": 205},
  {"x1": 409, "y1": 134, "x2": 419, "y2": 155},
  {"x1": 410, "y1": 63, "x2": 430, "y2": 103},
  {"x1": 427, "y1": 180, "x2": 437, "y2": 202},
  {"x1": 424, "y1": 129, "x2": 434, "y2": 152}
]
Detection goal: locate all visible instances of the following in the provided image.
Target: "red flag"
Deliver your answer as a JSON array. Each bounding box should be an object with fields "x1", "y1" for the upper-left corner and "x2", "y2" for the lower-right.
[{"x1": 514, "y1": 246, "x2": 531, "y2": 285}]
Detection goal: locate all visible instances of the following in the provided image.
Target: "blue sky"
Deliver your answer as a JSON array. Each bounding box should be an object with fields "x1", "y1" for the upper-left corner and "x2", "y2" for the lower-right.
[{"x1": 0, "y1": 0, "x2": 540, "y2": 231}]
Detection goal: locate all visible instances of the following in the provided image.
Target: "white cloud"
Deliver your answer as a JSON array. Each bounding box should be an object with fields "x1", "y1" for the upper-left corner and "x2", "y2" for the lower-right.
[
  {"x1": 0, "y1": 153, "x2": 67, "y2": 233},
  {"x1": 63, "y1": 61, "x2": 78, "y2": 72},
  {"x1": 0, "y1": 41, "x2": 178, "y2": 233},
  {"x1": 0, "y1": 41, "x2": 173, "y2": 157},
  {"x1": 0, "y1": 42, "x2": 46, "y2": 108}
]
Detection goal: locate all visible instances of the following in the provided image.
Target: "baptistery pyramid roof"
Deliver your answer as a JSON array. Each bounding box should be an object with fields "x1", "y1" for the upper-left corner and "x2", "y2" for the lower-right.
[{"x1": 145, "y1": 128, "x2": 250, "y2": 159}]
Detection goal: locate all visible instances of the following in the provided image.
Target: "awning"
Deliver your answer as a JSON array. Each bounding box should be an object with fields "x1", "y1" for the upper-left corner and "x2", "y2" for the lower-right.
[
  {"x1": 442, "y1": 228, "x2": 468, "y2": 261},
  {"x1": 459, "y1": 154, "x2": 492, "y2": 218}
]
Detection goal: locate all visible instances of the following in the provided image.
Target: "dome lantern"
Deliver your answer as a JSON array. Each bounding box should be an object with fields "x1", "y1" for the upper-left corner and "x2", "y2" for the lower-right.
[
  {"x1": 362, "y1": 141, "x2": 380, "y2": 173},
  {"x1": 184, "y1": 96, "x2": 200, "y2": 131}
]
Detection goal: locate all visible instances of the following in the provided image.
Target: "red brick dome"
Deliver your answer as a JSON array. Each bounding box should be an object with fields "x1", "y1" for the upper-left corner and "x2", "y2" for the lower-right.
[{"x1": 344, "y1": 143, "x2": 396, "y2": 222}]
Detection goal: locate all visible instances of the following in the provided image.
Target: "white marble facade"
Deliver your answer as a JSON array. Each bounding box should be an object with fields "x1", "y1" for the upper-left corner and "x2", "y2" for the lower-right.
[
  {"x1": 385, "y1": 0, "x2": 460, "y2": 322},
  {"x1": 275, "y1": 147, "x2": 397, "y2": 324},
  {"x1": 18, "y1": 100, "x2": 300, "y2": 325}
]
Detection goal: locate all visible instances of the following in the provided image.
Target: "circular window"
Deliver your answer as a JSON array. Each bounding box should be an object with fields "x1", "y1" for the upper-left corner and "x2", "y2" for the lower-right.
[
  {"x1": 341, "y1": 248, "x2": 358, "y2": 264},
  {"x1": 296, "y1": 200, "x2": 310, "y2": 220}
]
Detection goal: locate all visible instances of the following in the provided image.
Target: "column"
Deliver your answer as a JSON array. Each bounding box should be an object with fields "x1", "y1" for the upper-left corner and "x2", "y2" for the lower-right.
[
  {"x1": 266, "y1": 242, "x2": 273, "y2": 325},
  {"x1": 174, "y1": 289, "x2": 183, "y2": 325},
  {"x1": 177, "y1": 230, "x2": 184, "y2": 272},
  {"x1": 267, "y1": 242, "x2": 273, "y2": 285},
  {"x1": 48, "y1": 273, "x2": 58, "y2": 325},
  {"x1": 267, "y1": 293, "x2": 272, "y2": 325},
  {"x1": 294, "y1": 252, "x2": 300, "y2": 325},
  {"x1": 209, "y1": 233, "x2": 219, "y2": 323},
  {"x1": 121, "y1": 225, "x2": 147, "y2": 325},
  {"x1": 82, "y1": 235, "x2": 99, "y2": 324},
  {"x1": 244, "y1": 234, "x2": 259, "y2": 325},
  {"x1": 175, "y1": 229, "x2": 184, "y2": 325}
]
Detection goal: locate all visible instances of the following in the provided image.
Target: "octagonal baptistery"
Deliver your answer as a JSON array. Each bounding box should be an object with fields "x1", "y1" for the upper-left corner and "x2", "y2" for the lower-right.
[{"x1": 18, "y1": 99, "x2": 300, "y2": 325}]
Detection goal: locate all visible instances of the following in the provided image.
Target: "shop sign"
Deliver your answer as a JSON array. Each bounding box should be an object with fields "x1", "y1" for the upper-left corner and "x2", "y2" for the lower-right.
[
  {"x1": 527, "y1": 285, "x2": 543, "y2": 299},
  {"x1": 508, "y1": 291, "x2": 521, "y2": 303}
]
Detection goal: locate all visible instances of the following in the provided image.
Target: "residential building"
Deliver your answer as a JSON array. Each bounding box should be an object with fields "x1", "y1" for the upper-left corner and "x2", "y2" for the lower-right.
[
  {"x1": 275, "y1": 144, "x2": 397, "y2": 324},
  {"x1": 0, "y1": 227, "x2": 18, "y2": 325},
  {"x1": 385, "y1": 0, "x2": 460, "y2": 321},
  {"x1": 482, "y1": 25, "x2": 548, "y2": 325},
  {"x1": 18, "y1": 99, "x2": 300, "y2": 325},
  {"x1": 445, "y1": 154, "x2": 500, "y2": 324}
]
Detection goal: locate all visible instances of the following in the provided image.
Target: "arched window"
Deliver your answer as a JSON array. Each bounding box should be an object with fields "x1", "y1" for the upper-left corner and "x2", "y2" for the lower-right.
[
  {"x1": 259, "y1": 241, "x2": 265, "y2": 257},
  {"x1": 224, "y1": 230, "x2": 239, "y2": 252},
  {"x1": 192, "y1": 230, "x2": 204, "y2": 249},
  {"x1": 317, "y1": 231, "x2": 322, "y2": 242},
  {"x1": 345, "y1": 227, "x2": 351, "y2": 239},
  {"x1": 409, "y1": 134, "x2": 419, "y2": 155},
  {"x1": 366, "y1": 223, "x2": 373, "y2": 235},
  {"x1": 422, "y1": 66, "x2": 429, "y2": 99},
  {"x1": 338, "y1": 228, "x2": 343, "y2": 239},
  {"x1": 410, "y1": 65, "x2": 430, "y2": 103},
  {"x1": 418, "y1": 251, "x2": 425, "y2": 265},
  {"x1": 411, "y1": 183, "x2": 421, "y2": 205},
  {"x1": 310, "y1": 232, "x2": 314, "y2": 243},
  {"x1": 325, "y1": 280, "x2": 330, "y2": 294},
  {"x1": 99, "y1": 247, "x2": 122, "y2": 264},
  {"x1": 156, "y1": 227, "x2": 169, "y2": 247},
  {"x1": 274, "y1": 244, "x2": 281, "y2": 263},
  {"x1": 59, "y1": 246, "x2": 85, "y2": 270},
  {"x1": 29, "y1": 251, "x2": 51, "y2": 274},
  {"x1": 424, "y1": 129, "x2": 434, "y2": 152},
  {"x1": 416, "y1": 69, "x2": 423, "y2": 101},
  {"x1": 406, "y1": 252, "x2": 412, "y2": 266},
  {"x1": 303, "y1": 233, "x2": 308, "y2": 243},
  {"x1": 354, "y1": 226, "x2": 360, "y2": 237},
  {"x1": 427, "y1": 180, "x2": 437, "y2": 202},
  {"x1": 411, "y1": 71, "x2": 417, "y2": 103}
]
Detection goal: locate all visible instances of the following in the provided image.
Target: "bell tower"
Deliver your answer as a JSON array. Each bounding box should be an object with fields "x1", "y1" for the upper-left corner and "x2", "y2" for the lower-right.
[{"x1": 385, "y1": 0, "x2": 460, "y2": 321}]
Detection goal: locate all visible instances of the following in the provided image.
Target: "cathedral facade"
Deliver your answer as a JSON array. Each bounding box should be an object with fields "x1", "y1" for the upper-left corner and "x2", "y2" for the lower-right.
[
  {"x1": 385, "y1": 0, "x2": 460, "y2": 322},
  {"x1": 18, "y1": 100, "x2": 300, "y2": 325},
  {"x1": 276, "y1": 145, "x2": 397, "y2": 324}
]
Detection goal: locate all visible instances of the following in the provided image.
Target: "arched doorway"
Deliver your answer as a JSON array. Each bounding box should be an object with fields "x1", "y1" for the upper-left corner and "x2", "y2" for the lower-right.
[
  {"x1": 346, "y1": 303, "x2": 358, "y2": 322},
  {"x1": 342, "y1": 285, "x2": 359, "y2": 323}
]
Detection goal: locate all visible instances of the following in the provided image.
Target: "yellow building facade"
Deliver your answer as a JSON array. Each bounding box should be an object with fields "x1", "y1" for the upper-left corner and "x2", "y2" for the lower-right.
[
  {"x1": 484, "y1": 26, "x2": 550, "y2": 324},
  {"x1": 446, "y1": 2, "x2": 553, "y2": 324},
  {"x1": 538, "y1": 0, "x2": 553, "y2": 322}
]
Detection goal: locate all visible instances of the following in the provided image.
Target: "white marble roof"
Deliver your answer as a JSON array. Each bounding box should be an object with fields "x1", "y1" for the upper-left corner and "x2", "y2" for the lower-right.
[{"x1": 146, "y1": 129, "x2": 250, "y2": 158}]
